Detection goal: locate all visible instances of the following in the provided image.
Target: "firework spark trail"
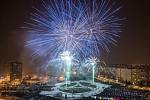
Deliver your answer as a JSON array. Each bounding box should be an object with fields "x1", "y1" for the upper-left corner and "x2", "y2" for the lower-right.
[{"x1": 24, "y1": 0, "x2": 122, "y2": 68}]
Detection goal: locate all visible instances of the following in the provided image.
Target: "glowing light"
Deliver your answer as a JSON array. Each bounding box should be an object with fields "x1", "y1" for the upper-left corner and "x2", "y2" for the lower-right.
[
  {"x1": 85, "y1": 57, "x2": 99, "y2": 83},
  {"x1": 73, "y1": 71, "x2": 77, "y2": 75},
  {"x1": 60, "y1": 51, "x2": 73, "y2": 86},
  {"x1": 59, "y1": 76, "x2": 64, "y2": 81},
  {"x1": 60, "y1": 51, "x2": 73, "y2": 63}
]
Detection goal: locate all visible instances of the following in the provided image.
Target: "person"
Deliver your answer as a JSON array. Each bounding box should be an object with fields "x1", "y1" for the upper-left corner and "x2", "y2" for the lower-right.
[{"x1": 65, "y1": 94, "x2": 67, "y2": 99}]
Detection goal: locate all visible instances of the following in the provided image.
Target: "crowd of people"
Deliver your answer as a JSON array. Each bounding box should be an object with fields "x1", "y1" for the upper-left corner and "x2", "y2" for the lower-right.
[
  {"x1": 34, "y1": 85, "x2": 149, "y2": 100},
  {"x1": 95, "y1": 85, "x2": 149, "y2": 100},
  {"x1": 1, "y1": 83, "x2": 149, "y2": 100}
]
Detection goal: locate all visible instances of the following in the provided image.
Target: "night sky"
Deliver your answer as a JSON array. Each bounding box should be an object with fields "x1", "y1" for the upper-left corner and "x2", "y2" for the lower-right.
[{"x1": 0, "y1": 0, "x2": 150, "y2": 73}]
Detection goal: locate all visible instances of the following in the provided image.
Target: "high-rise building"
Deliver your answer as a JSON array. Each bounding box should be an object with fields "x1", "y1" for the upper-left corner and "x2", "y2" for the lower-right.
[
  {"x1": 10, "y1": 61, "x2": 22, "y2": 82},
  {"x1": 97, "y1": 64, "x2": 150, "y2": 86}
]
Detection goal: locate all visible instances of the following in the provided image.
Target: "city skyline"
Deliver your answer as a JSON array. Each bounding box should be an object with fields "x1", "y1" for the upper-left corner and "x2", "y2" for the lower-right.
[{"x1": 0, "y1": 0, "x2": 149, "y2": 99}]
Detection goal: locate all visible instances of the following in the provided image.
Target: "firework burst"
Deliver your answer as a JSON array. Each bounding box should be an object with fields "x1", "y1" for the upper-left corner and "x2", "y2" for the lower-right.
[{"x1": 24, "y1": 0, "x2": 122, "y2": 67}]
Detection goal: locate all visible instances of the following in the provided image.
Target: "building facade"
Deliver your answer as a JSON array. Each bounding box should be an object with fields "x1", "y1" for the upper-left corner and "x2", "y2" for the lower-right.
[
  {"x1": 10, "y1": 62, "x2": 22, "y2": 82},
  {"x1": 97, "y1": 64, "x2": 150, "y2": 86}
]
